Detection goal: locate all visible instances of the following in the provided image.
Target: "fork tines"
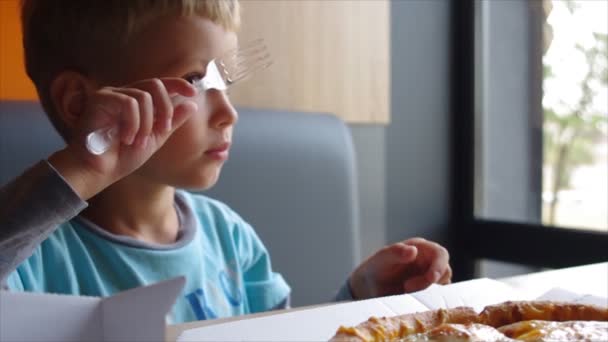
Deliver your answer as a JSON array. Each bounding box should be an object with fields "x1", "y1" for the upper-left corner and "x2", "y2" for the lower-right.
[{"x1": 221, "y1": 38, "x2": 273, "y2": 86}]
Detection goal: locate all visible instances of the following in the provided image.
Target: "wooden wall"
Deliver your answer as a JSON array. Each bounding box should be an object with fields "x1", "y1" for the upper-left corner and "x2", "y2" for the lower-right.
[
  {"x1": 232, "y1": 0, "x2": 390, "y2": 123},
  {"x1": 0, "y1": 0, "x2": 391, "y2": 123}
]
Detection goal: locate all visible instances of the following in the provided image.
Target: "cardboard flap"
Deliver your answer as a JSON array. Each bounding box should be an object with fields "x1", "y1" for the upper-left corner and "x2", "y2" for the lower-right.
[
  {"x1": 538, "y1": 287, "x2": 608, "y2": 307},
  {"x1": 410, "y1": 278, "x2": 532, "y2": 313},
  {"x1": 376, "y1": 292, "x2": 429, "y2": 315},
  {"x1": 0, "y1": 291, "x2": 102, "y2": 342},
  {"x1": 101, "y1": 276, "x2": 185, "y2": 342}
]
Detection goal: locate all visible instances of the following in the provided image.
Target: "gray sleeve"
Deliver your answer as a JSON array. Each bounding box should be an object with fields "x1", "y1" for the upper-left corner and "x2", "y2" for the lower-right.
[
  {"x1": 333, "y1": 279, "x2": 355, "y2": 302},
  {"x1": 0, "y1": 160, "x2": 87, "y2": 284}
]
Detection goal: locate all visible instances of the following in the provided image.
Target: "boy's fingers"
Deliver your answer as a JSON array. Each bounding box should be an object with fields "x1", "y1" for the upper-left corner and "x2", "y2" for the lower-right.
[
  {"x1": 403, "y1": 275, "x2": 431, "y2": 293},
  {"x1": 438, "y1": 266, "x2": 452, "y2": 285},
  {"x1": 163, "y1": 79, "x2": 198, "y2": 131},
  {"x1": 403, "y1": 238, "x2": 450, "y2": 283},
  {"x1": 112, "y1": 93, "x2": 140, "y2": 145},
  {"x1": 133, "y1": 78, "x2": 174, "y2": 133},
  {"x1": 425, "y1": 249, "x2": 450, "y2": 283},
  {"x1": 404, "y1": 267, "x2": 451, "y2": 293},
  {"x1": 381, "y1": 243, "x2": 417, "y2": 262},
  {"x1": 131, "y1": 78, "x2": 196, "y2": 133},
  {"x1": 394, "y1": 243, "x2": 418, "y2": 264},
  {"x1": 403, "y1": 237, "x2": 428, "y2": 246},
  {"x1": 117, "y1": 88, "x2": 154, "y2": 147},
  {"x1": 90, "y1": 87, "x2": 125, "y2": 126}
]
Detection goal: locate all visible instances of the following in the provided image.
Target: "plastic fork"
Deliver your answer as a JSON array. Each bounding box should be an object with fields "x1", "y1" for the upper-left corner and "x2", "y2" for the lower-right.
[{"x1": 85, "y1": 39, "x2": 272, "y2": 155}]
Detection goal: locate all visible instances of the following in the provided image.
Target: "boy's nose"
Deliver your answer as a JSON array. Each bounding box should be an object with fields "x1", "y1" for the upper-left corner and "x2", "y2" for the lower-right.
[{"x1": 207, "y1": 90, "x2": 238, "y2": 129}]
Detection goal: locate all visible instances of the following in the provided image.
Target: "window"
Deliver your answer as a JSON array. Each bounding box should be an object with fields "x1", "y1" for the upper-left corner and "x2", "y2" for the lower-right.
[{"x1": 449, "y1": 0, "x2": 607, "y2": 281}]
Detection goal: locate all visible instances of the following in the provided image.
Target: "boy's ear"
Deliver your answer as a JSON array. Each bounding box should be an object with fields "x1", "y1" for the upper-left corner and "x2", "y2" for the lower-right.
[{"x1": 49, "y1": 71, "x2": 92, "y2": 129}]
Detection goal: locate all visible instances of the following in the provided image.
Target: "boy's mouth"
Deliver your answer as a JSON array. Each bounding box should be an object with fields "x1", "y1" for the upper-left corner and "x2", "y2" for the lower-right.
[{"x1": 205, "y1": 142, "x2": 231, "y2": 161}]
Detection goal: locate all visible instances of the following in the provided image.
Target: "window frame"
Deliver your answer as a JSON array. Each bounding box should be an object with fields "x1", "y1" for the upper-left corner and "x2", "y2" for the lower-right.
[{"x1": 448, "y1": 0, "x2": 608, "y2": 281}]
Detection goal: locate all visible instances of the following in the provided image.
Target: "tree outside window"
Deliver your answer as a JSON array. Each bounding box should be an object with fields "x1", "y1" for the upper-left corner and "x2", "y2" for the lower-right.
[{"x1": 542, "y1": 0, "x2": 608, "y2": 231}]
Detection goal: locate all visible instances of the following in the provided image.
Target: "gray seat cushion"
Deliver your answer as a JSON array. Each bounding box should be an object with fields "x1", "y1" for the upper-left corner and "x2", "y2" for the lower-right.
[{"x1": 0, "y1": 101, "x2": 65, "y2": 185}]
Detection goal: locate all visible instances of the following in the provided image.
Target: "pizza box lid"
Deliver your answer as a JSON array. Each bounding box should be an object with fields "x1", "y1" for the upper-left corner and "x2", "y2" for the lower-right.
[{"x1": 0, "y1": 277, "x2": 185, "y2": 342}]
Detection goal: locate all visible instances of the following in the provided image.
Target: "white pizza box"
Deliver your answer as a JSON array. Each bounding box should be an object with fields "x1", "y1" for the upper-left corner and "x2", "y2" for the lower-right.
[
  {"x1": 174, "y1": 277, "x2": 608, "y2": 342},
  {"x1": 175, "y1": 278, "x2": 525, "y2": 342},
  {"x1": 0, "y1": 276, "x2": 185, "y2": 342}
]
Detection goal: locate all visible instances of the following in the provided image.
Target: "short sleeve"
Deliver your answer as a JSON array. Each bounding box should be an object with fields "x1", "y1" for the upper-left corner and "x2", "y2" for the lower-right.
[
  {"x1": 245, "y1": 271, "x2": 291, "y2": 313},
  {"x1": 232, "y1": 220, "x2": 291, "y2": 313}
]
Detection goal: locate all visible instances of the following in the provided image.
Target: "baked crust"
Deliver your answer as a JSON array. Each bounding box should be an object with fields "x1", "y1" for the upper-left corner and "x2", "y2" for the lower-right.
[
  {"x1": 329, "y1": 301, "x2": 608, "y2": 342},
  {"x1": 331, "y1": 306, "x2": 478, "y2": 341},
  {"x1": 478, "y1": 301, "x2": 608, "y2": 327}
]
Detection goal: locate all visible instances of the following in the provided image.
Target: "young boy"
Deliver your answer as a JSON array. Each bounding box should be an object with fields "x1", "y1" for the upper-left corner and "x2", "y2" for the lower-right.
[{"x1": 0, "y1": 0, "x2": 452, "y2": 323}]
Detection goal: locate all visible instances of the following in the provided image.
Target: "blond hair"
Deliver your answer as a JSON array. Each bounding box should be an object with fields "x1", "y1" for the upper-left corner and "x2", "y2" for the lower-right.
[{"x1": 21, "y1": 0, "x2": 240, "y2": 140}]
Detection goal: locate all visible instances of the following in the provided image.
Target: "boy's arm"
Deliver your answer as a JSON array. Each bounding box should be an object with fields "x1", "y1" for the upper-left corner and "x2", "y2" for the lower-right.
[{"x1": 0, "y1": 159, "x2": 86, "y2": 283}]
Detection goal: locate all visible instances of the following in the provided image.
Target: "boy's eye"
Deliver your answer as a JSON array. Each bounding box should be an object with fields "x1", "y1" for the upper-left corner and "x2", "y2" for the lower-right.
[{"x1": 184, "y1": 73, "x2": 204, "y2": 85}]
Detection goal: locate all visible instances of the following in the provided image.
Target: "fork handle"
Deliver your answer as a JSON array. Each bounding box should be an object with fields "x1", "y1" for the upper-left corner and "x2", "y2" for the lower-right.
[{"x1": 86, "y1": 126, "x2": 119, "y2": 155}]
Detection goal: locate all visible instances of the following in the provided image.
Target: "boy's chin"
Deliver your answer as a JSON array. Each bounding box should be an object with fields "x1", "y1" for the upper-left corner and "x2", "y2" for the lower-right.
[
  {"x1": 180, "y1": 182, "x2": 217, "y2": 192},
  {"x1": 175, "y1": 172, "x2": 221, "y2": 191}
]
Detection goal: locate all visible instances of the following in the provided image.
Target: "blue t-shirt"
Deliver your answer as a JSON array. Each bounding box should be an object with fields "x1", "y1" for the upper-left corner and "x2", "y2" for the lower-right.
[{"x1": 6, "y1": 190, "x2": 291, "y2": 324}]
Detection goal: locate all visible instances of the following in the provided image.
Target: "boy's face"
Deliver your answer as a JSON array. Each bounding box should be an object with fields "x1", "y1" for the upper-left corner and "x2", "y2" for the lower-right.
[{"x1": 116, "y1": 15, "x2": 239, "y2": 190}]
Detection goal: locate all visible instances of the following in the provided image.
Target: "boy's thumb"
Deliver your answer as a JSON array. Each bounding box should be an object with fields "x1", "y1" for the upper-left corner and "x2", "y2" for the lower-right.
[{"x1": 171, "y1": 101, "x2": 198, "y2": 130}]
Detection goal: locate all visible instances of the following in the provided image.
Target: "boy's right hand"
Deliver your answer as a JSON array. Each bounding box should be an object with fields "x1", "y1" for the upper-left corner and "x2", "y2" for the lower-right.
[{"x1": 48, "y1": 78, "x2": 198, "y2": 200}]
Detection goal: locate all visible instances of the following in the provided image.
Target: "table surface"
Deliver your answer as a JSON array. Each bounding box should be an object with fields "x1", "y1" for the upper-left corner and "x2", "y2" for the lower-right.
[
  {"x1": 166, "y1": 262, "x2": 608, "y2": 342},
  {"x1": 500, "y1": 262, "x2": 608, "y2": 299}
]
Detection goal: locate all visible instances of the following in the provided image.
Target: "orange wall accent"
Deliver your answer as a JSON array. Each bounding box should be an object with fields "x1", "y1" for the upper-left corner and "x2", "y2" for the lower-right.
[{"x1": 0, "y1": 0, "x2": 38, "y2": 100}]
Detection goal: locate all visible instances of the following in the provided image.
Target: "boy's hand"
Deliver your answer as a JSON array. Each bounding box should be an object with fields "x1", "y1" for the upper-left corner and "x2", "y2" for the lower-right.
[
  {"x1": 348, "y1": 238, "x2": 452, "y2": 299},
  {"x1": 49, "y1": 78, "x2": 198, "y2": 199}
]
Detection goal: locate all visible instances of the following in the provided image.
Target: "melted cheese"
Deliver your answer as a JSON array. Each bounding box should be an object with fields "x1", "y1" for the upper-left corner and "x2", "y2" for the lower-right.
[
  {"x1": 396, "y1": 321, "x2": 608, "y2": 341},
  {"x1": 400, "y1": 323, "x2": 515, "y2": 341},
  {"x1": 498, "y1": 320, "x2": 608, "y2": 341}
]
